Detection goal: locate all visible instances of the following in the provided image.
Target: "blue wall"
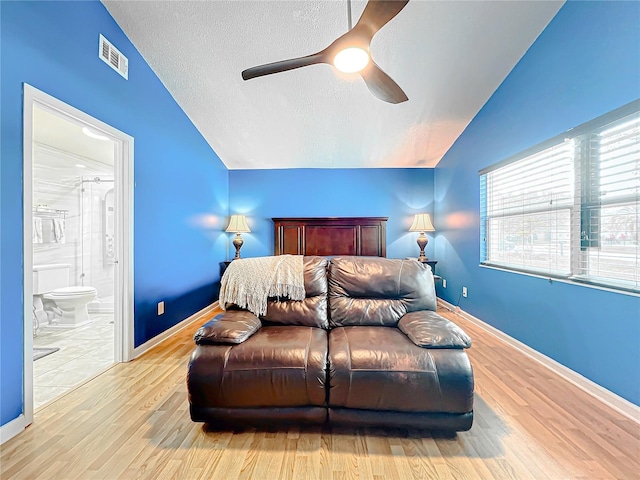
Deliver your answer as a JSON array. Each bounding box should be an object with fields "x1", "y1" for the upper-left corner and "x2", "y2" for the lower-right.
[
  {"x1": 0, "y1": 1, "x2": 228, "y2": 427},
  {"x1": 434, "y1": 1, "x2": 640, "y2": 405},
  {"x1": 229, "y1": 168, "x2": 434, "y2": 260}
]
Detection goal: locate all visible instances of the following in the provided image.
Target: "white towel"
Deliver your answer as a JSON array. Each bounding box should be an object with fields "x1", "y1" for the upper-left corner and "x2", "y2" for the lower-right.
[
  {"x1": 33, "y1": 217, "x2": 43, "y2": 244},
  {"x1": 52, "y1": 218, "x2": 66, "y2": 244}
]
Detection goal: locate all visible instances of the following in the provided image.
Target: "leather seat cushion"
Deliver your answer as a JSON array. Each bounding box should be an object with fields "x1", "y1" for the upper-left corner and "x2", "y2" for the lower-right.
[
  {"x1": 328, "y1": 326, "x2": 473, "y2": 413},
  {"x1": 188, "y1": 326, "x2": 328, "y2": 409}
]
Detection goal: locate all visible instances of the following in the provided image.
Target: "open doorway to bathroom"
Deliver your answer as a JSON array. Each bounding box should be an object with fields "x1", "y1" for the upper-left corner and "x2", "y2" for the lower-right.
[
  {"x1": 23, "y1": 85, "x2": 134, "y2": 425},
  {"x1": 31, "y1": 113, "x2": 116, "y2": 408}
]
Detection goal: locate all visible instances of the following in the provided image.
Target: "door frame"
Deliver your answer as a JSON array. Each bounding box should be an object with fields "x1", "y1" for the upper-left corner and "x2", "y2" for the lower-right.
[{"x1": 22, "y1": 84, "x2": 134, "y2": 425}]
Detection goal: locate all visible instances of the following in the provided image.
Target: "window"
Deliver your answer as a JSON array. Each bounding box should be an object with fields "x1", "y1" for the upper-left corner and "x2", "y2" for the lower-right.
[{"x1": 480, "y1": 101, "x2": 640, "y2": 293}]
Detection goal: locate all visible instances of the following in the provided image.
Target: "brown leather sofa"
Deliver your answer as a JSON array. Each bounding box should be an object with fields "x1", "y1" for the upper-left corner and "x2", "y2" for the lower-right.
[{"x1": 187, "y1": 256, "x2": 474, "y2": 431}]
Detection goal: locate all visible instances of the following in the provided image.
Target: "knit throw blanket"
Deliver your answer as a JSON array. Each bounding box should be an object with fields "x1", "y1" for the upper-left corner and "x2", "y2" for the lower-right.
[{"x1": 219, "y1": 255, "x2": 305, "y2": 317}]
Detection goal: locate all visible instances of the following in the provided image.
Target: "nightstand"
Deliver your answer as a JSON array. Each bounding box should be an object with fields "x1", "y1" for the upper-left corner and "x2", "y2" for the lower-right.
[
  {"x1": 220, "y1": 261, "x2": 232, "y2": 277},
  {"x1": 405, "y1": 258, "x2": 439, "y2": 280},
  {"x1": 424, "y1": 260, "x2": 438, "y2": 274},
  {"x1": 404, "y1": 258, "x2": 438, "y2": 274}
]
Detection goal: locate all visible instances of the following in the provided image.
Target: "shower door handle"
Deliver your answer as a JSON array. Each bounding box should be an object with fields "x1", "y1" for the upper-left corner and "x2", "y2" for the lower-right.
[{"x1": 113, "y1": 260, "x2": 119, "y2": 265}]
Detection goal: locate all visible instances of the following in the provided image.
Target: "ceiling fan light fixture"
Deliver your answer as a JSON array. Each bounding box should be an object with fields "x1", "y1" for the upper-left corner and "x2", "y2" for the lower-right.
[
  {"x1": 241, "y1": 0, "x2": 410, "y2": 103},
  {"x1": 333, "y1": 47, "x2": 370, "y2": 73}
]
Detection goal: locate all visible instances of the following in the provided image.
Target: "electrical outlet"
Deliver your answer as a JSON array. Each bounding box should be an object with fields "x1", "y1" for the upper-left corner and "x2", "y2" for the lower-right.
[
  {"x1": 442, "y1": 278, "x2": 447, "y2": 288},
  {"x1": 157, "y1": 301, "x2": 165, "y2": 315},
  {"x1": 462, "y1": 287, "x2": 468, "y2": 298}
]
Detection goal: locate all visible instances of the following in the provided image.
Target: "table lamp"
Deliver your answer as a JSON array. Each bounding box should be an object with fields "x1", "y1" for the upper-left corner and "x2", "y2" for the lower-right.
[
  {"x1": 226, "y1": 215, "x2": 251, "y2": 260},
  {"x1": 409, "y1": 213, "x2": 435, "y2": 262}
]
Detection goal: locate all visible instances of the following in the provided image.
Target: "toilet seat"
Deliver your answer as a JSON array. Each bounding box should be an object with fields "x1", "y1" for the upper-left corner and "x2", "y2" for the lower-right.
[{"x1": 45, "y1": 286, "x2": 97, "y2": 297}]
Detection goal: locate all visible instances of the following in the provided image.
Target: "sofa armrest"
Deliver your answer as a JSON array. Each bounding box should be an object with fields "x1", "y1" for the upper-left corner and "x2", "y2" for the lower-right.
[
  {"x1": 194, "y1": 310, "x2": 261, "y2": 345},
  {"x1": 398, "y1": 311, "x2": 471, "y2": 349}
]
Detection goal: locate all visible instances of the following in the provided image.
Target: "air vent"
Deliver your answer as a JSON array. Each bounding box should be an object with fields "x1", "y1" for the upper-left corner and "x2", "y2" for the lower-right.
[{"x1": 99, "y1": 34, "x2": 128, "y2": 80}]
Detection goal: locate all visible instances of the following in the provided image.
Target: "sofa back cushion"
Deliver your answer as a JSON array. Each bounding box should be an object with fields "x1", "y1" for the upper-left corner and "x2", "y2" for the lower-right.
[
  {"x1": 261, "y1": 256, "x2": 329, "y2": 328},
  {"x1": 328, "y1": 256, "x2": 436, "y2": 327}
]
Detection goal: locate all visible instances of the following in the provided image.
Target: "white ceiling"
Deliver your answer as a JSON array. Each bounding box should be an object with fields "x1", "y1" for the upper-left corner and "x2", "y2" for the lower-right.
[
  {"x1": 103, "y1": 0, "x2": 563, "y2": 169},
  {"x1": 33, "y1": 107, "x2": 115, "y2": 168}
]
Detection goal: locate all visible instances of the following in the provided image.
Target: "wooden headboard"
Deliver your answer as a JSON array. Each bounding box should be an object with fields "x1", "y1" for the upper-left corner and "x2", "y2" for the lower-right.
[{"x1": 273, "y1": 217, "x2": 388, "y2": 257}]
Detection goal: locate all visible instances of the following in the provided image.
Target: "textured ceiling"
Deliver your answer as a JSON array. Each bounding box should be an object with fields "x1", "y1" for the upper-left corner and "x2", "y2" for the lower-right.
[{"x1": 103, "y1": 0, "x2": 563, "y2": 169}]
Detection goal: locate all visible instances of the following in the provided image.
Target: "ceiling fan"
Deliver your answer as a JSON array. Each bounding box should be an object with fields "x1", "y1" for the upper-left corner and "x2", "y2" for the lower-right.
[{"x1": 241, "y1": 0, "x2": 410, "y2": 104}]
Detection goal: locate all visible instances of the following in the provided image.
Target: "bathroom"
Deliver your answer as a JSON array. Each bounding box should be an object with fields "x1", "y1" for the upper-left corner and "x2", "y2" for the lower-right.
[{"x1": 31, "y1": 106, "x2": 117, "y2": 408}]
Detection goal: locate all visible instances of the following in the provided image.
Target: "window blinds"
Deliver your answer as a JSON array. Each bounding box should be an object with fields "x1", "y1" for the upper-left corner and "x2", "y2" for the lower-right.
[
  {"x1": 576, "y1": 115, "x2": 640, "y2": 290},
  {"x1": 481, "y1": 141, "x2": 575, "y2": 276},
  {"x1": 480, "y1": 103, "x2": 639, "y2": 293}
]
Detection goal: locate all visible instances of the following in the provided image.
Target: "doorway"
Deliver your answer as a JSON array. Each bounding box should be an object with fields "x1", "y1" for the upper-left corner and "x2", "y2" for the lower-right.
[{"x1": 23, "y1": 84, "x2": 134, "y2": 425}]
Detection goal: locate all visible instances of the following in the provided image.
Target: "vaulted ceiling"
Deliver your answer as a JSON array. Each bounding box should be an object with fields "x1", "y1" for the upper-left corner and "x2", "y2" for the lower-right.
[{"x1": 103, "y1": 0, "x2": 564, "y2": 169}]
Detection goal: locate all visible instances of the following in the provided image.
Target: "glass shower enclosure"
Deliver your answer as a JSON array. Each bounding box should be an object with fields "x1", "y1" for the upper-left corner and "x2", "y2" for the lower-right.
[{"x1": 80, "y1": 176, "x2": 115, "y2": 313}]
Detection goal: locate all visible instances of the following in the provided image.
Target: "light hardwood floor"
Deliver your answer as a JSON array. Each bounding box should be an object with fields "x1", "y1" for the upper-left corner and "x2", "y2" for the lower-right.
[{"x1": 1, "y1": 306, "x2": 638, "y2": 479}]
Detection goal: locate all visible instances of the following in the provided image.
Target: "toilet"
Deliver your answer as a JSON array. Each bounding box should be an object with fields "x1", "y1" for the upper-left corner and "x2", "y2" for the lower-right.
[{"x1": 33, "y1": 264, "x2": 97, "y2": 327}]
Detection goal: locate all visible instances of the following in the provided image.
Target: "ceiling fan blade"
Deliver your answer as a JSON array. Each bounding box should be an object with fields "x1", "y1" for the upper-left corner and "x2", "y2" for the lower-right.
[
  {"x1": 361, "y1": 61, "x2": 408, "y2": 104},
  {"x1": 242, "y1": 52, "x2": 326, "y2": 80},
  {"x1": 355, "y1": 0, "x2": 410, "y2": 40}
]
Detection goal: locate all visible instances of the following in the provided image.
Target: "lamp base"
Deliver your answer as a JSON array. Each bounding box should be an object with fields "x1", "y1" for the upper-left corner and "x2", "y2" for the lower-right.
[
  {"x1": 416, "y1": 232, "x2": 429, "y2": 262},
  {"x1": 232, "y1": 233, "x2": 244, "y2": 260}
]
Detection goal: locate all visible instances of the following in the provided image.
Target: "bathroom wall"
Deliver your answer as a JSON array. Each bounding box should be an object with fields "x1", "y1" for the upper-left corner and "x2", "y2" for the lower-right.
[
  {"x1": 32, "y1": 145, "x2": 82, "y2": 284},
  {"x1": 33, "y1": 144, "x2": 114, "y2": 305}
]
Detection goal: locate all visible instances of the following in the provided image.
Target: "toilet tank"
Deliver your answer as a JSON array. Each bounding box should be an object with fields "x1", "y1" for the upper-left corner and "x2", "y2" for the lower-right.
[{"x1": 33, "y1": 264, "x2": 71, "y2": 294}]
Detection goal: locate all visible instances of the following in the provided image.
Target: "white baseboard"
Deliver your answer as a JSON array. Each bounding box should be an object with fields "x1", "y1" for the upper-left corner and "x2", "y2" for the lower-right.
[
  {"x1": 0, "y1": 414, "x2": 26, "y2": 446},
  {"x1": 437, "y1": 298, "x2": 640, "y2": 423},
  {"x1": 132, "y1": 301, "x2": 219, "y2": 359}
]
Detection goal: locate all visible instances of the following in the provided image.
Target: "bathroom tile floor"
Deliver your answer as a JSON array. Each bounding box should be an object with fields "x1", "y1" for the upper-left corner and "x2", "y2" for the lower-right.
[{"x1": 33, "y1": 313, "x2": 114, "y2": 409}]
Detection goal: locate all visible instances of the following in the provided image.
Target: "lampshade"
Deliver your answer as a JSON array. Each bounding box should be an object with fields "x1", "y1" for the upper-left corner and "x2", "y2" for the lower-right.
[
  {"x1": 225, "y1": 215, "x2": 251, "y2": 233},
  {"x1": 409, "y1": 213, "x2": 435, "y2": 233}
]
